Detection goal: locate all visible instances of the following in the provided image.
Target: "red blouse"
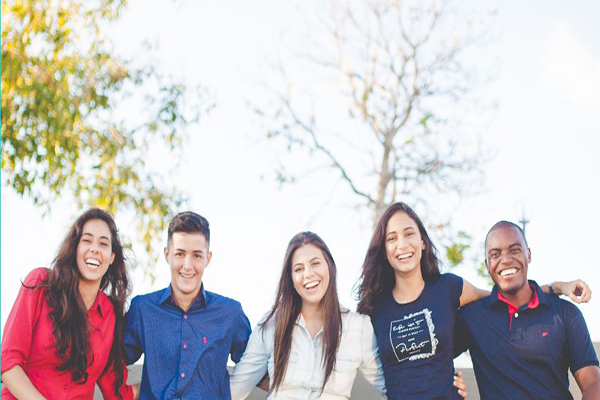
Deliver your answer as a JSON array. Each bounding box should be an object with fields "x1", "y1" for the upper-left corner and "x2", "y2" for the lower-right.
[{"x1": 1, "y1": 268, "x2": 133, "y2": 400}]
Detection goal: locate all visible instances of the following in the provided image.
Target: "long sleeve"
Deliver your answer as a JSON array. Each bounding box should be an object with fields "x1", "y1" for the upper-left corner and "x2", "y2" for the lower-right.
[
  {"x1": 230, "y1": 302, "x2": 252, "y2": 363},
  {"x1": 97, "y1": 362, "x2": 134, "y2": 400},
  {"x1": 123, "y1": 297, "x2": 144, "y2": 365},
  {"x1": 230, "y1": 323, "x2": 270, "y2": 400},
  {"x1": 358, "y1": 315, "x2": 386, "y2": 398},
  {"x1": 1, "y1": 269, "x2": 46, "y2": 373}
]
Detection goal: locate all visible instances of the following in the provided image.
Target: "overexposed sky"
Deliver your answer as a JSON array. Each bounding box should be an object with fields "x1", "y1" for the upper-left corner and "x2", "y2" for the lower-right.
[{"x1": 2, "y1": 0, "x2": 599, "y2": 349}]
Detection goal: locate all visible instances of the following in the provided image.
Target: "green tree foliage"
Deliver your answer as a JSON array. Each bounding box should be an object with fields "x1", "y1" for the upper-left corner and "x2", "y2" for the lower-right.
[{"x1": 2, "y1": 0, "x2": 208, "y2": 269}]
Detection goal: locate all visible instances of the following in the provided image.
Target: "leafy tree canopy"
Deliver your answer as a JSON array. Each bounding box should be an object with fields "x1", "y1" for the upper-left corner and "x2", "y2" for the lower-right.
[{"x1": 2, "y1": 0, "x2": 209, "y2": 270}]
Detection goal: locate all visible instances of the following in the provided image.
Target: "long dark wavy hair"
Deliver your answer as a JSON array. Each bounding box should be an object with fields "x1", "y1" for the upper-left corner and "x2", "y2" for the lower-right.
[
  {"x1": 30, "y1": 208, "x2": 131, "y2": 397},
  {"x1": 263, "y1": 231, "x2": 342, "y2": 395},
  {"x1": 356, "y1": 202, "x2": 441, "y2": 315}
]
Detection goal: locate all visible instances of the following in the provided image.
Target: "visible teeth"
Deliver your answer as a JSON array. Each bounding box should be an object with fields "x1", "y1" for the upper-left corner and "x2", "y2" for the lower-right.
[
  {"x1": 86, "y1": 259, "x2": 100, "y2": 267},
  {"x1": 500, "y1": 268, "x2": 518, "y2": 276},
  {"x1": 397, "y1": 253, "x2": 413, "y2": 260},
  {"x1": 304, "y1": 281, "x2": 319, "y2": 289}
]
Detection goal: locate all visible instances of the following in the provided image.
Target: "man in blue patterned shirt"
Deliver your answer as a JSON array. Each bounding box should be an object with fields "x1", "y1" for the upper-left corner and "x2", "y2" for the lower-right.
[{"x1": 124, "y1": 211, "x2": 252, "y2": 399}]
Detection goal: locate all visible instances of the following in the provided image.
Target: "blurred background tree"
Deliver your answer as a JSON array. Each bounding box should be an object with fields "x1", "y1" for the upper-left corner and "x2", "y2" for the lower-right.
[
  {"x1": 255, "y1": 0, "x2": 492, "y2": 268},
  {"x1": 2, "y1": 0, "x2": 211, "y2": 272}
]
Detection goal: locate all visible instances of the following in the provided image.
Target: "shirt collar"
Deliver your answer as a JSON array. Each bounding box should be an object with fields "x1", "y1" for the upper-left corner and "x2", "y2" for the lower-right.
[
  {"x1": 489, "y1": 280, "x2": 547, "y2": 312},
  {"x1": 159, "y1": 284, "x2": 207, "y2": 309},
  {"x1": 90, "y1": 290, "x2": 110, "y2": 317}
]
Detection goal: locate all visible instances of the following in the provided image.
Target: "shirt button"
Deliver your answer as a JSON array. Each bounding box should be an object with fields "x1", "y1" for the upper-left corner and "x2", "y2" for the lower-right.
[
  {"x1": 183, "y1": 314, "x2": 188, "y2": 319},
  {"x1": 180, "y1": 372, "x2": 185, "y2": 378},
  {"x1": 63, "y1": 384, "x2": 68, "y2": 390},
  {"x1": 183, "y1": 343, "x2": 187, "y2": 349},
  {"x1": 514, "y1": 312, "x2": 519, "y2": 318}
]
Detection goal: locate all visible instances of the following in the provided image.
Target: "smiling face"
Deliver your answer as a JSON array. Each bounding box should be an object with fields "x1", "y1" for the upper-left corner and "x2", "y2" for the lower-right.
[
  {"x1": 385, "y1": 212, "x2": 425, "y2": 278},
  {"x1": 291, "y1": 244, "x2": 330, "y2": 309},
  {"x1": 165, "y1": 232, "x2": 212, "y2": 304},
  {"x1": 485, "y1": 225, "x2": 531, "y2": 297},
  {"x1": 76, "y1": 219, "x2": 115, "y2": 288}
]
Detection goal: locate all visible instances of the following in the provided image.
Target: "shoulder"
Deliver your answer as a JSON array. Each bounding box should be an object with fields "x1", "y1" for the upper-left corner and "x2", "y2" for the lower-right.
[
  {"x1": 438, "y1": 272, "x2": 463, "y2": 286},
  {"x1": 96, "y1": 290, "x2": 115, "y2": 315},
  {"x1": 23, "y1": 267, "x2": 50, "y2": 286},
  {"x1": 545, "y1": 294, "x2": 584, "y2": 318},
  {"x1": 206, "y1": 290, "x2": 243, "y2": 310},
  {"x1": 129, "y1": 287, "x2": 167, "y2": 309}
]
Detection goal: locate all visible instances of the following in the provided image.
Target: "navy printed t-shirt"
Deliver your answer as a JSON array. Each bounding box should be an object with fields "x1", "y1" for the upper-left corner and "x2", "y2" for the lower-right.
[{"x1": 370, "y1": 273, "x2": 463, "y2": 400}]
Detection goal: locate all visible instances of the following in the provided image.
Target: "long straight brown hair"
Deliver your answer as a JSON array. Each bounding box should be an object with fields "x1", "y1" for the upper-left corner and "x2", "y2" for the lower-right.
[
  {"x1": 356, "y1": 202, "x2": 441, "y2": 315},
  {"x1": 28, "y1": 208, "x2": 131, "y2": 397},
  {"x1": 263, "y1": 231, "x2": 342, "y2": 395}
]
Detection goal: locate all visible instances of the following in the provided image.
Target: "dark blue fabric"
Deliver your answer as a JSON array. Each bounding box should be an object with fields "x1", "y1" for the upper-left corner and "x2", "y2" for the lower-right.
[
  {"x1": 124, "y1": 285, "x2": 251, "y2": 400},
  {"x1": 370, "y1": 273, "x2": 464, "y2": 400},
  {"x1": 456, "y1": 281, "x2": 599, "y2": 400}
]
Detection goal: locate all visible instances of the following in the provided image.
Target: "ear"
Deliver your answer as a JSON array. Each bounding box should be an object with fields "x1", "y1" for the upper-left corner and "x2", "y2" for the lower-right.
[
  {"x1": 206, "y1": 251, "x2": 213, "y2": 267},
  {"x1": 421, "y1": 240, "x2": 425, "y2": 250},
  {"x1": 164, "y1": 247, "x2": 169, "y2": 263},
  {"x1": 109, "y1": 252, "x2": 116, "y2": 266},
  {"x1": 485, "y1": 258, "x2": 490, "y2": 273},
  {"x1": 527, "y1": 248, "x2": 531, "y2": 263}
]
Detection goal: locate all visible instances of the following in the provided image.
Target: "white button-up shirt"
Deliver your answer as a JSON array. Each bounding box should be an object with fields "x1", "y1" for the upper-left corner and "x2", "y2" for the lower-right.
[{"x1": 230, "y1": 310, "x2": 386, "y2": 400}]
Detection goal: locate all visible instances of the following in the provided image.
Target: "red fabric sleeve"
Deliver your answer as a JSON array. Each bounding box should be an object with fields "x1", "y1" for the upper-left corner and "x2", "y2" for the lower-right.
[
  {"x1": 1, "y1": 268, "x2": 48, "y2": 373},
  {"x1": 97, "y1": 361, "x2": 134, "y2": 400}
]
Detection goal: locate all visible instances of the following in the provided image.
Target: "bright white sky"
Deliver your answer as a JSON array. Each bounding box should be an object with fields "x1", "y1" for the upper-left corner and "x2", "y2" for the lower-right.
[{"x1": 2, "y1": 0, "x2": 600, "y2": 355}]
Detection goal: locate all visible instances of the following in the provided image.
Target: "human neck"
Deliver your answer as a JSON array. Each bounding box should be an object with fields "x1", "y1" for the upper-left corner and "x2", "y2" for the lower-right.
[
  {"x1": 499, "y1": 283, "x2": 533, "y2": 309},
  {"x1": 301, "y1": 302, "x2": 324, "y2": 339},
  {"x1": 79, "y1": 280, "x2": 100, "y2": 310},
  {"x1": 173, "y1": 291, "x2": 198, "y2": 312},
  {"x1": 393, "y1": 269, "x2": 425, "y2": 304}
]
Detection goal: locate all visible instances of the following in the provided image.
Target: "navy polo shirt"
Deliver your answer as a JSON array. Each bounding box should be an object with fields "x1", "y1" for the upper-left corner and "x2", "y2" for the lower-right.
[
  {"x1": 455, "y1": 281, "x2": 598, "y2": 399},
  {"x1": 124, "y1": 285, "x2": 251, "y2": 400}
]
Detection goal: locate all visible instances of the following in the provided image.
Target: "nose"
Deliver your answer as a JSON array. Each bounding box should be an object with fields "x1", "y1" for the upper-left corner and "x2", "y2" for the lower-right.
[
  {"x1": 182, "y1": 255, "x2": 193, "y2": 269},
  {"x1": 89, "y1": 244, "x2": 98, "y2": 253}
]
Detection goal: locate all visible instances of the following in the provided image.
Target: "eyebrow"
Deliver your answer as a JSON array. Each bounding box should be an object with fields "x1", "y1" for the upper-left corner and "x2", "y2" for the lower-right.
[
  {"x1": 174, "y1": 248, "x2": 205, "y2": 254},
  {"x1": 293, "y1": 256, "x2": 321, "y2": 267},
  {"x1": 386, "y1": 226, "x2": 415, "y2": 235},
  {"x1": 488, "y1": 242, "x2": 522, "y2": 254},
  {"x1": 81, "y1": 232, "x2": 111, "y2": 241}
]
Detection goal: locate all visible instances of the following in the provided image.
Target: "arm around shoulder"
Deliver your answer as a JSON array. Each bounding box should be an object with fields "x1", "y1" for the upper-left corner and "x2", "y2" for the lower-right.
[{"x1": 459, "y1": 279, "x2": 490, "y2": 307}]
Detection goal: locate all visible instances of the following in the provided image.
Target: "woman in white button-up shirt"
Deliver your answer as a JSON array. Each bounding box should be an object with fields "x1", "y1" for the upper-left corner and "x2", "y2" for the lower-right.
[{"x1": 230, "y1": 231, "x2": 387, "y2": 400}]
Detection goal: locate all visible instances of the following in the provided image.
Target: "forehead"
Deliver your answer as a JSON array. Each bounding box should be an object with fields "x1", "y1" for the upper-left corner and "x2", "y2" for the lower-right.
[
  {"x1": 292, "y1": 244, "x2": 325, "y2": 264},
  {"x1": 170, "y1": 232, "x2": 208, "y2": 251},
  {"x1": 81, "y1": 219, "x2": 112, "y2": 239},
  {"x1": 486, "y1": 226, "x2": 525, "y2": 249},
  {"x1": 386, "y1": 212, "x2": 418, "y2": 233}
]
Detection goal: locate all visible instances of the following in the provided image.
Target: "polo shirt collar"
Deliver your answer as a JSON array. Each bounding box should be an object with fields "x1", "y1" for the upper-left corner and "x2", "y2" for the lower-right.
[
  {"x1": 159, "y1": 284, "x2": 207, "y2": 309},
  {"x1": 489, "y1": 280, "x2": 548, "y2": 311}
]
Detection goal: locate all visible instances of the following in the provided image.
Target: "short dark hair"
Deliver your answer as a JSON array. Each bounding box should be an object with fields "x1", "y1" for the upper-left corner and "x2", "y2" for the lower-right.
[
  {"x1": 167, "y1": 211, "x2": 210, "y2": 248},
  {"x1": 484, "y1": 220, "x2": 528, "y2": 258}
]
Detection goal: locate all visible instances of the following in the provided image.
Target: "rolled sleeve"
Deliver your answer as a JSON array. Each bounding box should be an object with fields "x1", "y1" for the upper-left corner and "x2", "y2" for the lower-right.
[{"x1": 1, "y1": 269, "x2": 46, "y2": 373}]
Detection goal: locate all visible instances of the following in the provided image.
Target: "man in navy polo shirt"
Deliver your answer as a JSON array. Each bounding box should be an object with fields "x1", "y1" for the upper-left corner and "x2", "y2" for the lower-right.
[
  {"x1": 456, "y1": 221, "x2": 600, "y2": 399},
  {"x1": 124, "y1": 211, "x2": 251, "y2": 399}
]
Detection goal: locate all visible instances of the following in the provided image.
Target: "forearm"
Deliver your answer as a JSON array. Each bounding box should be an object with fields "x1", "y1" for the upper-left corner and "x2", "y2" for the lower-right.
[
  {"x1": 2, "y1": 365, "x2": 46, "y2": 400},
  {"x1": 582, "y1": 379, "x2": 600, "y2": 400}
]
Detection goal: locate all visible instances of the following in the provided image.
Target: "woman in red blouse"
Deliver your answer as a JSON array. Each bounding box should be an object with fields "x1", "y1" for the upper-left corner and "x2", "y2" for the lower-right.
[{"x1": 1, "y1": 208, "x2": 135, "y2": 399}]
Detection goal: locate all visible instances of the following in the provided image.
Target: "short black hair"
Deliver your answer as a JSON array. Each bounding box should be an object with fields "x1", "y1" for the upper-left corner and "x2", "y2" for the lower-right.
[
  {"x1": 167, "y1": 211, "x2": 210, "y2": 248},
  {"x1": 484, "y1": 220, "x2": 528, "y2": 257}
]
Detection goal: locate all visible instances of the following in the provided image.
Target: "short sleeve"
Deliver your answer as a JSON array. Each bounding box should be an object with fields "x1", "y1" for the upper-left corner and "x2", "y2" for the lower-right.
[
  {"x1": 123, "y1": 296, "x2": 144, "y2": 365},
  {"x1": 443, "y1": 273, "x2": 464, "y2": 309},
  {"x1": 230, "y1": 302, "x2": 252, "y2": 363},
  {"x1": 230, "y1": 321, "x2": 269, "y2": 400},
  {"x1": 454, "y1": 309, "x2": 470, "y2": 358},
  {"x1": 358, "y1": 315, "x2": 386, "y2": 397},
  {"x1": 97, "y1": 361, "x2": 134, "y2": 400},
  {"x1": 563, "y1": 302, "x2": 599, "y2": 373},
  {"x1": 1, "y1": 268, "x2": 48, "y2": 373}
]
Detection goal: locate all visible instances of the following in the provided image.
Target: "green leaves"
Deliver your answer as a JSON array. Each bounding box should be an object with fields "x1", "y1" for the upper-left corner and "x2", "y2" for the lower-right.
[{"x1": 2, "y1": 0, "x2": 208, "y2": 268}]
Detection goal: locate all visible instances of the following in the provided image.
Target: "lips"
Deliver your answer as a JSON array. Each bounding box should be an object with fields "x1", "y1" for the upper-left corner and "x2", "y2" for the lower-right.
[
  {"x1": 85, "y1": 258, "x2": 101, "y2": 268},
  {"x1": 396, "y1": 252, "x2": 414, "y2": 261},
  {"x1": 179, "y1": 272, "x2": 196, "y2": 279},
  {"x1": 499, "y1": 268, "x2": 518, "y2": 277},
  {"x1": 304, "y1": 280, "x2": 320, "y2": 290}
]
